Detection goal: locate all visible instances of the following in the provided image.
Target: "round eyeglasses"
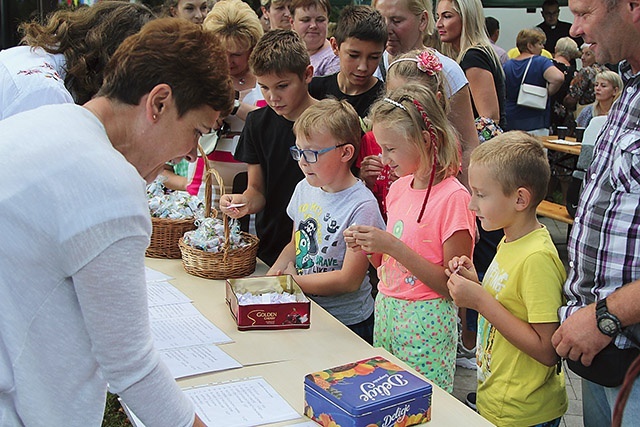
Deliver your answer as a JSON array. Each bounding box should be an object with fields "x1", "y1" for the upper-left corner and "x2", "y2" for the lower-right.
[{"x1": 289, "y1": 143, "x2": 348, "y2": 163}]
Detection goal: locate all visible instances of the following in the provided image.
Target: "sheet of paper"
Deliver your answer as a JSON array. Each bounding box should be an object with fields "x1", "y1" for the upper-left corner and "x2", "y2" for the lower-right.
[
  {"x1": 145, "y1": 266, "x2": 173, "y2": 283},
  {"x1": 148, "y1": 302, "x2": 201, "y2": 321},
  {"x1": 159, "y1": 344, "x2": 241, "y2": 379},
  {"x1": 147, "y1": 281, "x2": 192, "y2": 307},
  {"x1": 151, "y1": 313, "x2": 233, "y2": 350},
  {"x1": 184, "y1": 377, "x2": 300, "y2": 427},
  {"x1": 121, "y1": 377, "x2": 300, "y2": 427}
]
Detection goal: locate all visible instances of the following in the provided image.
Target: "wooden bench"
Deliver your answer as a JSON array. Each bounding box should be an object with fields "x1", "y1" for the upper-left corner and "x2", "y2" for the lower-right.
[{"x1": 537, "y1": 200, "x2": 574, "y2": 225}]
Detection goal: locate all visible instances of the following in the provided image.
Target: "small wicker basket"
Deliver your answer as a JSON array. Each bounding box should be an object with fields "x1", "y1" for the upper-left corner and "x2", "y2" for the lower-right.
[
  {"x1": 146, "y1": 216, "x2": 196, "y2": 259},
  {"x1": 179, "y1": 145, "x2": 259, "y2": 279}
]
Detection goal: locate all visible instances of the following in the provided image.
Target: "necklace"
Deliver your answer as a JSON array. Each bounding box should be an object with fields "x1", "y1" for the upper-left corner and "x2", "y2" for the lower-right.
[{"x1": 238, "y1": 77, "x2": 246, "y2": 85}]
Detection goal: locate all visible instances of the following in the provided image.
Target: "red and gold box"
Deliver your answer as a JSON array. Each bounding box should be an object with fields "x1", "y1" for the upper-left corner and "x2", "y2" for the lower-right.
[
  {"x1": 304, "y1": 356, "x2": 432, "y2": 427},
  {"x1": 225, "y1": 276, "x2": 311, "y2": 330}
]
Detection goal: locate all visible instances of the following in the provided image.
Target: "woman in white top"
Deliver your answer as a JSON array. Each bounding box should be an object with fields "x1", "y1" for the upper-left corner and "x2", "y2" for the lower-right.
[
  {"x1": 0, "y1": 18, "x2": 234, "y2": 427},
  {"x1": 0, "y1": 1, "x2": 153, "y2": 120},
  {"x1": 194, "y1": 0, "x2": 265, "y2": 221}
]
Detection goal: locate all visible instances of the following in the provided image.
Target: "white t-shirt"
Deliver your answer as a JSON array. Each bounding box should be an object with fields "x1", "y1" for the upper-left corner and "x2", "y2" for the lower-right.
[
  {"x1": 0, "y1": 46, "x2": 73, "y2": 120},
  {"x1": 0, "y1": 104, "x2": 194, "y2": 427},
  {"x1": 375, "y1": 50, "x2": 468, "y2": 99}
]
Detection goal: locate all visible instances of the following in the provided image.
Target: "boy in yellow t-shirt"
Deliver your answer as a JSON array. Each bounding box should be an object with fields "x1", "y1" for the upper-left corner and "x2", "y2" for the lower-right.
[{"x1": 446, "y1": 131, "x2": 568, "y2": 426}]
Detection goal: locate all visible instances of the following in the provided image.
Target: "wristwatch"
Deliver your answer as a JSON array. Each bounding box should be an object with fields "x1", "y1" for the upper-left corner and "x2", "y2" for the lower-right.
[{"x1": 596, "y1": 297, "x2": 623, "y2": 337}]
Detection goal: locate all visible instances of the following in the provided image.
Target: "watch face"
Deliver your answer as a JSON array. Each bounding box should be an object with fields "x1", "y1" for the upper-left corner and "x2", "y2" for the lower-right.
[{"x1": 600, "y1": 317, "x2": 618, "y2": 335}]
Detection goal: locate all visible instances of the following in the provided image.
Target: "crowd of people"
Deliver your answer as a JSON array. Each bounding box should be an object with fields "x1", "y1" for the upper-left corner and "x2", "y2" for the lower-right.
[{"x1": 1, "y1": 0, "x2": 639, "y2": 426}]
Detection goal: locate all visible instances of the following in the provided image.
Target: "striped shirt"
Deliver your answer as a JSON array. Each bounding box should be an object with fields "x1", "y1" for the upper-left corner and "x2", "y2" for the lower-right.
[{"x1": 560, "y1": 60, "x2": 640, "y2": 348}]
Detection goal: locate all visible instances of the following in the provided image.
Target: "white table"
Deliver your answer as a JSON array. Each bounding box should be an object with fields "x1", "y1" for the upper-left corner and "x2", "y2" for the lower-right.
[{"x1": 146, "y1": 258, "x2": 494, "y2": 426}]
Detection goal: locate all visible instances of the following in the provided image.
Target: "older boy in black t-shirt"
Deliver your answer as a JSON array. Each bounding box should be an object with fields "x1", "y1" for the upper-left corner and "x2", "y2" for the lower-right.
[
  {"x1": 220, "y1": 30, "x2": 317, "y2": 266},
  {"x1": 308, "y1": 5, "x2": 387, "y2": 119}
]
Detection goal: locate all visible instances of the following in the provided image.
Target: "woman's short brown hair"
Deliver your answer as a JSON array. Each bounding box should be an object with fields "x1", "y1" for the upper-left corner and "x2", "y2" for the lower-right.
[
  {"x1": 98, "y1": 18, "x2": 234, "y2": 117},
  {"x1": 516, "y1": 28, "x2": 546, "y2": 53}
]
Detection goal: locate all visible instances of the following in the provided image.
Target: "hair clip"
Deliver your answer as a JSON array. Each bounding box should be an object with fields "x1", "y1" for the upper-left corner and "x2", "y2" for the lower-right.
[
  {"x1": 383, "y1": 97, "x2": 407, "y2": 111},
  {"x1": 388, "y1": 49, "x2": 443, "y2": 77},
  {"x1": 416, "y1": 49, "x2": 443, "y2": 75}
]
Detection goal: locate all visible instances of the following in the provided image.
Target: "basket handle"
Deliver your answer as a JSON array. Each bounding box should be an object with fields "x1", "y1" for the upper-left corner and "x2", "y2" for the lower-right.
[{"x1": 198, "y1": 143, "x2": 231, "y2": 257}]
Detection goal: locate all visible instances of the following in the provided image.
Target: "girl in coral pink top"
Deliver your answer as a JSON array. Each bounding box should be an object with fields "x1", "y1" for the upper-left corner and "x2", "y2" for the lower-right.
[{"x1": 345, "y1": 84, "x2": 476, "y2": 392}]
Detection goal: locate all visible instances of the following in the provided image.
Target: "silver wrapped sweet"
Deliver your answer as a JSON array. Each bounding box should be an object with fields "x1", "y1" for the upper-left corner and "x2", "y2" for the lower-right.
[{"x1": 182, "y1": 217, "x2": 249, "y2": 253}]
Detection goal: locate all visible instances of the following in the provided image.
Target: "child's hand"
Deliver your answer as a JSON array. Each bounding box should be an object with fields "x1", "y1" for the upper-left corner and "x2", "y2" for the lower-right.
[
  {"x1": 344, "y1": 226, "x2": 363, "y2": 252},
  {"x1": 283, "y1": 261, "x2": 298, "y2": 276},
  {"x1": 359, "y1": 155, "x2": 384, "y2": 188},
  {"x1": 345, "y1": 225, "x2": 394, "y2": 255},
  {"x1": 447, "y1": 272, "x2": 485, "y2": 310},
  {"x1": 220, "y1": 194, "x2": 249, "y2": 218},
  {"x1": 266, "y1": 266, "x2": 282, "y2": 276},
  {"x1": 446, "y1": 256, "x2": 479, "y2": 283}
]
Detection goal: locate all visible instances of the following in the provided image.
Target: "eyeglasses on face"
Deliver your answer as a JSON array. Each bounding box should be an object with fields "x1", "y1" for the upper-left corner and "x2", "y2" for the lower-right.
[{"x1": 289, "y1": 143, "x2": 349, "y2": 163}]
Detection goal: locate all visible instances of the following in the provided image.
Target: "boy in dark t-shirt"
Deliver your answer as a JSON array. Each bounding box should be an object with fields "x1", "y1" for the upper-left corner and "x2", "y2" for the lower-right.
[
  {"x1": 308, "y1": 5, "x2": 387, "y2": 118},
  {"x1": 220, "y1": 30, "x2": 317, "y2": 266}
]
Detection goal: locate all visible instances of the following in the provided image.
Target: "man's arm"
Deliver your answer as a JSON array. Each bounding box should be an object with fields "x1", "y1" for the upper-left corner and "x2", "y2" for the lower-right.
[{"x1": 552, "y1": 280, "x2": 640, "y2": 366}]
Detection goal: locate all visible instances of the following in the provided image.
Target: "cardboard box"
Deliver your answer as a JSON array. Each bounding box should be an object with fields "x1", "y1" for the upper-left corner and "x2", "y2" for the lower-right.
[
  {"x1": 304, "y1": 356, "x2": 432, "y2": 427},
  {"x1": 226, "y1": 276, "x2": 310, "y2": 330}
]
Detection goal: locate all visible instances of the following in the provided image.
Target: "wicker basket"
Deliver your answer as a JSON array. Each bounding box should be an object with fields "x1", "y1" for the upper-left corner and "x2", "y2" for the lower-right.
[
  {"x1": 147, "y1": 216, "x2": 196, "y2": 259},
  {"x1": 179, "y1": 145, "x2": 259, "y2": 279}
]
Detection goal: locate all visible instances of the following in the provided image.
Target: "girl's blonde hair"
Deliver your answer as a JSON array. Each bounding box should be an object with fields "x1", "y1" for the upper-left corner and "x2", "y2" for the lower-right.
[
  {"x1": 387, "y1": 48, "x2": 450, "y2": 112},
  {"x1": 438, "y1": 0, "x2": 502, "y2": 72},
  {"x1": 593, "y1": 70, "x2": 623, "y2": 116},
  {"x1": 369, "y1": 83, "x2": 459, "y2": 181}
]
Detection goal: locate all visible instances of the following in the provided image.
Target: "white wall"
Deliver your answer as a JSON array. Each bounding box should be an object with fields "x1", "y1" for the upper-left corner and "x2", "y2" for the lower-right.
[{"x1": 484, "y1": 7, "x2": 577, "y2": 52}]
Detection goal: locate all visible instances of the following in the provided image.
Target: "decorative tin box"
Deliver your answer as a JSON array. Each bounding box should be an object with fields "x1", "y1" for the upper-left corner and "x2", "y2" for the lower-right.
[
  {"x1": 226, "y1": 275, "x2": 311, "y2": 330},
  {"x1": 304, "y1": 356, "x2": 432, "y2": 427}
]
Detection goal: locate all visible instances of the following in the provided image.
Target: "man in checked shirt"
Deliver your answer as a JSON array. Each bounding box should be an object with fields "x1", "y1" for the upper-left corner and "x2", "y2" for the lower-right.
[{"x1": 551, "y1": 0, "x2": 640, "y2": 425}]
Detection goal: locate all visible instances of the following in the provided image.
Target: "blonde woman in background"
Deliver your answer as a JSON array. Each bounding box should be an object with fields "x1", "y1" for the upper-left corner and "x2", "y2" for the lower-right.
[
  {"x1": 576, "y1": 70, "x2": 623, "y2": 128},
  {"x1": 190, "y1": 0, "x2": 265, "y2": 217},
  {"x1": 436, "y1": 0, "x2": 506, "y2": 129}
]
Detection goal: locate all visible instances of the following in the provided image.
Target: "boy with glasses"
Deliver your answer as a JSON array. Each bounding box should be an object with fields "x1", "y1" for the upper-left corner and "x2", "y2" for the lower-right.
[{"x1": 268, "y1": 98, "x2": 385, "y2": 344}]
